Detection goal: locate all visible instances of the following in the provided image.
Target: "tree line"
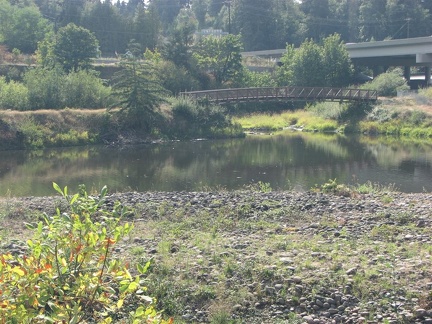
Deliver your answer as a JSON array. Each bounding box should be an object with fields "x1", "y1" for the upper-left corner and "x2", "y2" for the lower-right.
[{"x1": 1, "y1": 0, "x2": 431, "y2": 55}]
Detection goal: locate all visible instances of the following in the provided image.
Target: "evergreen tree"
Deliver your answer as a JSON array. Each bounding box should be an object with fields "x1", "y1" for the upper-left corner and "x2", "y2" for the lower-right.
[
  {"x1": 358, "y1": 0, "x2": 387, "y2": 41},
  {"x1": 132, "y1": 4, "x2": 159, "y2": 51},
  {"x1": 300, "y1": 0, "x2": 332, "y2": 41},
  {"x1": 152, "y1": 0, "x2": 183, "y2": 30},
  {"x1": 57, "y1": 0, "x2": 85, "y2": 27},
  {"x1": 385, "y1": 0, "x2": 429, "y2": 39},
  {"x1": 191, "y1": 0, "x2": 208, "y2": 29},
  {"x1": 110, "y1": 55, "x2": 168, "y2": 130},
  {"x1": 81, "y1": 1, "x2": 127, "y2": 56},
  {"x1": 232, "y1": 0, "x2": 277, "y2": 50},
  {"x1": 272, "y1": 0, "x2": 305, "y2": 47},
  {"x1": 162, "y1": 22, "x2": 195, "y2": 69}
]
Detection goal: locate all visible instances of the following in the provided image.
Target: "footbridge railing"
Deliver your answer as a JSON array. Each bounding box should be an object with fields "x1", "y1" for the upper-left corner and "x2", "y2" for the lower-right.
[{"x1": 180, "y1": 87, "x2": 378, "y2": 103}]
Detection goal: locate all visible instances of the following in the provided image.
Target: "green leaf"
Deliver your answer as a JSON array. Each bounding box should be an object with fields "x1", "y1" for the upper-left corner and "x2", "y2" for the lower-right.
[
  {"x1": 52, "y1": 182, "x2": 63, "y2": 196},
  {"x1": 69, "y1": 193, "x2": 79, "y2": 205},
  {"x1": 137, "y1": 259, "x2": 152, "y2": 275},
  {"x1": 127, "y1": 281, "x2": 139, "y2": 292}
]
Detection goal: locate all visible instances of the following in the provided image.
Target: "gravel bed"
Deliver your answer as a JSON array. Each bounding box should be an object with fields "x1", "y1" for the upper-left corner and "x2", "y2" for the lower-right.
[{"x1": 1, "y1": 190, "x2": 432, "y2": 323}]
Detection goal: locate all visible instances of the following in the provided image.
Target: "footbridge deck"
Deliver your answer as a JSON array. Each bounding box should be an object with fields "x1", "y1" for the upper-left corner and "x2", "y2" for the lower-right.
[{"x1": 180, "y1": 87, "x2": 378, "y2": 104}]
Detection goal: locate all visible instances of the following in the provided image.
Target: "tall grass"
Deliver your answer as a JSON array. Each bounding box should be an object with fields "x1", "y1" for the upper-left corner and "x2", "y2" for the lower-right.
[{"x1": 233, "y1": 110, "x2": 339, "y2": 132}]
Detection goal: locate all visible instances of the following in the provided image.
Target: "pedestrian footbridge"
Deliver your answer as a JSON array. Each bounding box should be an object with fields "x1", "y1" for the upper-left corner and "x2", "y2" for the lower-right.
[{"x1": 181, "y1": 86, "x2": 378, "y2": 104}]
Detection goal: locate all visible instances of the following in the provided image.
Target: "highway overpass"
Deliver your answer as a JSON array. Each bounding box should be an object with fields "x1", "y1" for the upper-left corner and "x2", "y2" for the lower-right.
[{"x1": 242, "y1": 36, "x2": 432, "y2": 85}]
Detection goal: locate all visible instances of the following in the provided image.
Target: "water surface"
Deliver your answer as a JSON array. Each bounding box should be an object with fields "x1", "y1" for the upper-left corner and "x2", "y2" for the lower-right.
[{"x1": 1, "y1": 132, "x2": 431, "y2": 196}]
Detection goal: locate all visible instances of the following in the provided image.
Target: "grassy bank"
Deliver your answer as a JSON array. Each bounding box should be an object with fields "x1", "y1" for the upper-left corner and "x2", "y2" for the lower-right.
[
  {"x1": 0, "y1": 98, "x2": 245, "y2": 150},
  {"x1": 234, "y1": 96, "x2": 432, "y2": 138},
  {"x1": 0, "y1": 109, "x2": 110, "y2": 150},
  {"x1": 1, "y1": 94, "x2": 432, "y2": 151}
]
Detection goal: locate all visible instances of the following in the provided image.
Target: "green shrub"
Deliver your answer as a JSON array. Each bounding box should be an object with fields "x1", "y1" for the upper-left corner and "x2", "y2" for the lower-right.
[
  {"x1": 49, "y1": 130, "x2": 93, "y2": 146},
  {"x1": 24, "y1": 66, "x2": 65, "y2": 109},
  {"x1": 15, "y1": 116, "x2": 47, "y2": 148},
  {"x1": 239, "y1": 70, "x2": 278, "y2": 88},
  {"x1": 313, "y1": 178, "x2": 352, "y2": 196},
  {"x1": 360, "y1": 68, "x2": 409, "y2": 97},
  {"x1": 0, "y1": 77, "x2": 30, "y2": 110},
  {"x1": 171, "y1": 97, "x2": 235, "y2": 138},
  {"x1": 0, "y1": 183, "x2": 171, "y2": 323},
  {"x1": 156, "y1": 60, "x2": 200, "y2": 95},
  {"x1": 404, "y1": 110, "x2": 427, "y2": 126},
  {"x1": 62, "y1": 70, "x2": 112, "y2": 109},
  {"x1": 24, "y1": 67, "x2": 113, "y2": 110},
  {"x1": 366, "y1": 106, "x2": 399, "y2": 123}
]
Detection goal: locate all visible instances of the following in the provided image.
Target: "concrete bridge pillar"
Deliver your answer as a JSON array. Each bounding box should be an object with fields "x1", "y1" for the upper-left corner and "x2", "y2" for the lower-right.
[
  {"x1": 372, "y1": 67, "x2": 381, "y2": 79},
  {"x1": 425, "y1": 66, "x2": 431, "y2": 86},
  {"x1": 404, "y1": 66, "x2": 411, "y2": 81}
]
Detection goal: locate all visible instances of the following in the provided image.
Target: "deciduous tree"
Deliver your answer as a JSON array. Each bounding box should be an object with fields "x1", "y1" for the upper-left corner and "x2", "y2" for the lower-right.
[
  {"x1": 53, "y1": 23, "x2": 99, "y2": 73},
  {"x1": 0, "y1": 1, "x2": 52, "y2": 53},
  {"x1": 193, "y1": 34, "x2": 243, "y2": 86},
  {"x1": 277, "y1": 34, "x2": 353, "y2": 87}
]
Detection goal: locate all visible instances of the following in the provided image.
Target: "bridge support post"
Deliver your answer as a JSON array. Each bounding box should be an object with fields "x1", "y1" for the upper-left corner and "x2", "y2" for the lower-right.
[
  {"x1": 425, "y1": 66, "x2": 431, "y2": 87},
  {"x1": 404, "y1": 66, "x2": 411, "y2": 82}
]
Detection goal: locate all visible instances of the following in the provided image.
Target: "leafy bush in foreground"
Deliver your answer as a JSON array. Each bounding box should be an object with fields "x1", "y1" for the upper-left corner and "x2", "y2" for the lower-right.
[{"x1": 0, "y1": 183, "x2": 172, "y2": 323}]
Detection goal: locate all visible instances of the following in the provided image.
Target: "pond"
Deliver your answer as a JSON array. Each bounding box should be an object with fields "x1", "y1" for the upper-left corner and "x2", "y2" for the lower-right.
[{"x1": 1, "y1": 132, "x2": 432, "y2": 197}]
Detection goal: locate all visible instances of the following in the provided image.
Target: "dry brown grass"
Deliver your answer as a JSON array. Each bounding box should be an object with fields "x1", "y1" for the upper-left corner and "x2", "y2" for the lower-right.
[
  {"x1": 0, "y1": 109, "x2": 108, "y2": 130},
  {"x1": 378, "y1": 96, "x2": 432, "y2": 116}
]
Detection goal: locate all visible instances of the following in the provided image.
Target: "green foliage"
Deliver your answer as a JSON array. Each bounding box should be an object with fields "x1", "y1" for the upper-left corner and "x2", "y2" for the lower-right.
[
  {"x1": 62, "y1": 70, "x2": 112, "y2": 109},
  {"x1": 0, "y1": 1, "x2": 52, "y2": 53},
  {"x1": 0, "y1": 183, "x2": 171, "y2": 323},
  {"x1": 24, "y1": 66, "x2": 65, "y2": 109},
  {"x1": 292, "y1": 39, "x2": 325, "y2": 86},
  {"x1": 240, "y1": 70, "x2": 278, "y2": 88},
  {"x1": 246, "y1": 181, "x2": 272, "y2": 193},
  {"x1": 35, "y1": 31, "x2": 56, "y2": 68},
  {"x1": 170, "y1": 97, "x2": 241, "y2": 139},
  {"x1": 0, "y1": 76, "x2": 30, "y2": 110},
  {"x1": 23, "y1": 67, "x2": 112, "y2": 110},
  {"x1": 322, "y1": 34, "x2": 354, "y2": 87},
  {"x1": 313, "y1": 178, "x2": 352, "y2": 196},
  {"x1": 360, "y1": 68, "x2": 409, "y2": 97},
  {"x1": 53, "y1": 23, "x2": 99, "y2": 73},
  {"x1": 156, "y1": 60, "x2": 200, "y2": 95},
  {"x1": 49, "y1": 130, "x2": 93, "y2": 146},
  {"x1": 277, "y1": 34, "x2": 353, "y2": 87},
  {"x1": 193, "y1": 34, "x2": 243, "y2": 86},
  {"x1": 15, "y1": 116, "x2": 47, "y2": 148},
  {"x1": 162, "y1": 22, "x2": 195, "y2": 70},
  {"x1": 366, "y1": 106, "x2": 399, "y2": 123}
]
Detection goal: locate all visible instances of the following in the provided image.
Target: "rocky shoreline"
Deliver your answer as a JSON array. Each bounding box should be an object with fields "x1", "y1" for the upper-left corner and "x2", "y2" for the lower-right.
[{"x1": 1, "y1": 190, "x2": 432, "y2": 323}]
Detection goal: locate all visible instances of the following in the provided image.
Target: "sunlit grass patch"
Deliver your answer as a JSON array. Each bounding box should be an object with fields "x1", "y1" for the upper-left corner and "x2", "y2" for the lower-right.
[{"x1": 233, "y1": 110, "x2": 339, "y2": 132}]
